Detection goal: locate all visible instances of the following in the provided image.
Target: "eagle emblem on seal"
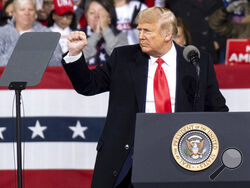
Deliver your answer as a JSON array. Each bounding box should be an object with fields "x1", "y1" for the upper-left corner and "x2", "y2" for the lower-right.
[{"x1": 185, "y1": 135, "x2": 206, "y2": 159}]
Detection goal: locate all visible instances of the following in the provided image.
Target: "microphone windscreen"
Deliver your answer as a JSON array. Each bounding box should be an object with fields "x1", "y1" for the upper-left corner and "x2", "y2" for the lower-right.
[{"x1": 183, "y1": 45, "x2": 200, "y2": 62}]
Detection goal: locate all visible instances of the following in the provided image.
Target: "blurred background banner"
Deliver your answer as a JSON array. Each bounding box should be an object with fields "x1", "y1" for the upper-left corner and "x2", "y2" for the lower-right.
[
  {"x1": 0, "y1": 65, "x2": 250, "y2": 188},
  {"x1": 225, "y1": 39, "x2": 250, "y2": 65}
]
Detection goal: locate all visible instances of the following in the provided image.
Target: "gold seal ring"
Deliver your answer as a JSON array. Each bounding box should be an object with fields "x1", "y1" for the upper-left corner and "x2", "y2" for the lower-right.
[{"x1": 172, "y1": 123, "x2": 219, "y2": 171}]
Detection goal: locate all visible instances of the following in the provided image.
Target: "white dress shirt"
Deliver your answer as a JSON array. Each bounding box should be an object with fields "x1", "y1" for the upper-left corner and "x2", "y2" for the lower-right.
[{"x1": 145, "y1": 43, "x2": 177, "y2": 113}]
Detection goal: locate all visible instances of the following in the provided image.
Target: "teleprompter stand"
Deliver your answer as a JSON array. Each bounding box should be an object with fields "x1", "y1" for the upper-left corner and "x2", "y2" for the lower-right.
[
  {"x1": 0, "y1": 32, "x2": 60, "y2": 188},
  {"x1": 9, "y1": 82, "x2": 27, "y2": 188}
]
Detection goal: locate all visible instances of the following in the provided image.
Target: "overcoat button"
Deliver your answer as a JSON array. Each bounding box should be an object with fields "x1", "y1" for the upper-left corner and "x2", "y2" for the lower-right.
[
  {"x1": 113, "y1": 170, "x2": 118, "y2": 176},
  {"x1": 125, "y1": 144, "x2": 129, "y2": 150}
]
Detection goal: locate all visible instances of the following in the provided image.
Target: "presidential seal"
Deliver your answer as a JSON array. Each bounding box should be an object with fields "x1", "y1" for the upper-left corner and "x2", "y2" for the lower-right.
[{"x1": 171, "y1": 123, "x2": 219, "y2": 171}]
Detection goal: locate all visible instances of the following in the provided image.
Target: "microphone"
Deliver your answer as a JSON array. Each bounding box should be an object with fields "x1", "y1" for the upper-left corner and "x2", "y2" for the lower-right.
[
  {"x1": 183, "y1": 45, "x2": 201, "y2": 111},
  {"x1": 183, "y1": 45, "x2": 200, "y2": 77}
]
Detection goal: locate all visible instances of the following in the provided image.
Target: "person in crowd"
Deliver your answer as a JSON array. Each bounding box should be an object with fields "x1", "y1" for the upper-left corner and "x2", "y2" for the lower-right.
[
  {"x1": 36, "y1": 0, "x2": 54, "y2": 26},
  {"x1": 222, "y1": 0, "x2": 247, "y2": 22},
  {"x1": 73, "y1": 0, "x2": 87, "y2": 29},
  {"x1": 0, "y1": 0, "x2": 9, "y2": 19},
  {"x1": 0, "y1": 0, "x2": 62, "y2": 66},
  {"x1": 114, "y1": 0, "x2": 147, "y2": 45},
  {"x1": 209, "y1": 0, "x2": 250, "y2": 39},
  {"x1": 173, "y1": 17, "x2": 192, "y2": 47},
  {"x1": 0, "y1": 0, "x2": 2, "y2": 19},
  {"x1": 62, "y1": 7, "x2": 228, "y2": 188},
  {"x1": 79, "y1": 0, "x2": 128, "y2": 68},
  {"x1": 0, "y1": 0, "x2": 9, "y2": 8},
  {"x1": 48, "y1": 0, "x2": 77, "y2": 54},
  {"x1": 166, "y1": 0, "x2": 224, "y2": 64},
  {"x1": 0, "y1": 0, "x2": 13, "y2": 26},
  {"x1": 74, "y1": 0, "x2": 82, "y2": 7}
]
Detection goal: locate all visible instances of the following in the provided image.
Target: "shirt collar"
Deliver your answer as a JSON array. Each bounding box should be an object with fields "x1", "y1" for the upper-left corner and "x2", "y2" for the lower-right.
[{"x1": 149, "y1": 42, "x2": 177, "y2": 66}]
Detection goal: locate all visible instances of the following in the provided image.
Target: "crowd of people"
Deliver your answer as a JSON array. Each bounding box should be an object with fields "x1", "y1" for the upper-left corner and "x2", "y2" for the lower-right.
[{"x1": 0, "y1": 0, "x2": 249, "y2": 66}]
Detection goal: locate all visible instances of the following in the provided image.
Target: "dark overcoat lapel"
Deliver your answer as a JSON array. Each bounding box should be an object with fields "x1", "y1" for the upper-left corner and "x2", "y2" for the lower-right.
[{"x1": 129, "y1": 50, "x2": 149, "y2": 113}]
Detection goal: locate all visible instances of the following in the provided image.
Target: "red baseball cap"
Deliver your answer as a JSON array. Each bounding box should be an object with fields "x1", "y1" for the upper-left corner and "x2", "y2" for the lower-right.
[{"x1": 53, "y1": 0, "x2": 74, "y2": 15}]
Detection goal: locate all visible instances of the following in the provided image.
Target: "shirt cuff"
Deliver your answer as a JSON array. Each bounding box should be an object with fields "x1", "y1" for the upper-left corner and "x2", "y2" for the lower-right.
[{"x1": 63, "y1": 52, "x2": 82, "y2": 64}]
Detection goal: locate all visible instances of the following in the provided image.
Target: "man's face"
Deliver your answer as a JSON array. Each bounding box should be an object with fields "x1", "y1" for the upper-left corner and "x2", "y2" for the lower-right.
[{"x1": 137, "y1": 22, "x2": 167, "y2": 57}]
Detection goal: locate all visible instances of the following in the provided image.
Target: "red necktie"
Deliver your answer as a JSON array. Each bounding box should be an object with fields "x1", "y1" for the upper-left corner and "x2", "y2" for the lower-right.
[{"x1": 154, "y1": 58, "x2": 172, "y2": 113}]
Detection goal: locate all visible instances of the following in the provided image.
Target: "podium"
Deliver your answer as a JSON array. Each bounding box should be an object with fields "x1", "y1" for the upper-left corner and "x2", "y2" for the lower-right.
[{"x1": 132, "y1": 112, "x2": 250, "y2": 188}]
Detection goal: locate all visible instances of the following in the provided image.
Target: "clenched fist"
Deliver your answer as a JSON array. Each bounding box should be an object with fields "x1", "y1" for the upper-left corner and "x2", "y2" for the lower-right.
[{"x1": 67, "y1": 31, "x2": 88, "y2": 56}]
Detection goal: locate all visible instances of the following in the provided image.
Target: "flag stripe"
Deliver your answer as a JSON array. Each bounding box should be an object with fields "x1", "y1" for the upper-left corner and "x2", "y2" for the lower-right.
[
  {"x1": 0, "y1": 117, "x2": 105, "y2": 142},
  {"x1": 0, "y1": 169, "x2": 93, "y2": 188},
  {"x1": 214, "y1": 65, "x2": 250, "y2": 88},
  {"x1": 0, "y1": 89, "x2": 109, "y2": 118},
  {"x1": 221, "y1": 89, "x2": 250, "y2": 111},
  {"x1": 1, "y1": 65, "x2": 250, "y2": 89},
  {"x1": 0, "y1": 142, "x2": 97, "y2": 169},
  {"x1": 0, "y1": 67, "x2": 73, "y2": 89}
]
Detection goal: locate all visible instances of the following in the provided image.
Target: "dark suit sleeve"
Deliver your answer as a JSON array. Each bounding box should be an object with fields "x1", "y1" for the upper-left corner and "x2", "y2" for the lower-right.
[
  {"x1": 62, "y1": 52, "x2": 113, "y2": 96},
  {"x1": 204, "y1": 54, "x2": 229, "y2": 112}
]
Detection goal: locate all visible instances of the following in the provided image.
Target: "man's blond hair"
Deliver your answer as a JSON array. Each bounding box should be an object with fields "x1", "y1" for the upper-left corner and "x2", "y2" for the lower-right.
[{"x1": 137, "y1": 7, "x2": 178, "y2": 38}]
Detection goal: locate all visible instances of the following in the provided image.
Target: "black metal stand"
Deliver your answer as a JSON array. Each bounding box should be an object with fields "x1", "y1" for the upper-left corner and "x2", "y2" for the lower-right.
[{"x1": 9, "y1": 82, "x2": 27, "y2": 188}]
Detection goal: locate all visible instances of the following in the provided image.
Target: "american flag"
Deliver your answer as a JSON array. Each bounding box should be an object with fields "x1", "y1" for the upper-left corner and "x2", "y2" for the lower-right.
[
  {"x1": 0, "y1": 65, "x2": 250, "y2": 188},
  {"x1": 0, "y1": 67, "x2": 108, "y2": 188}
]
